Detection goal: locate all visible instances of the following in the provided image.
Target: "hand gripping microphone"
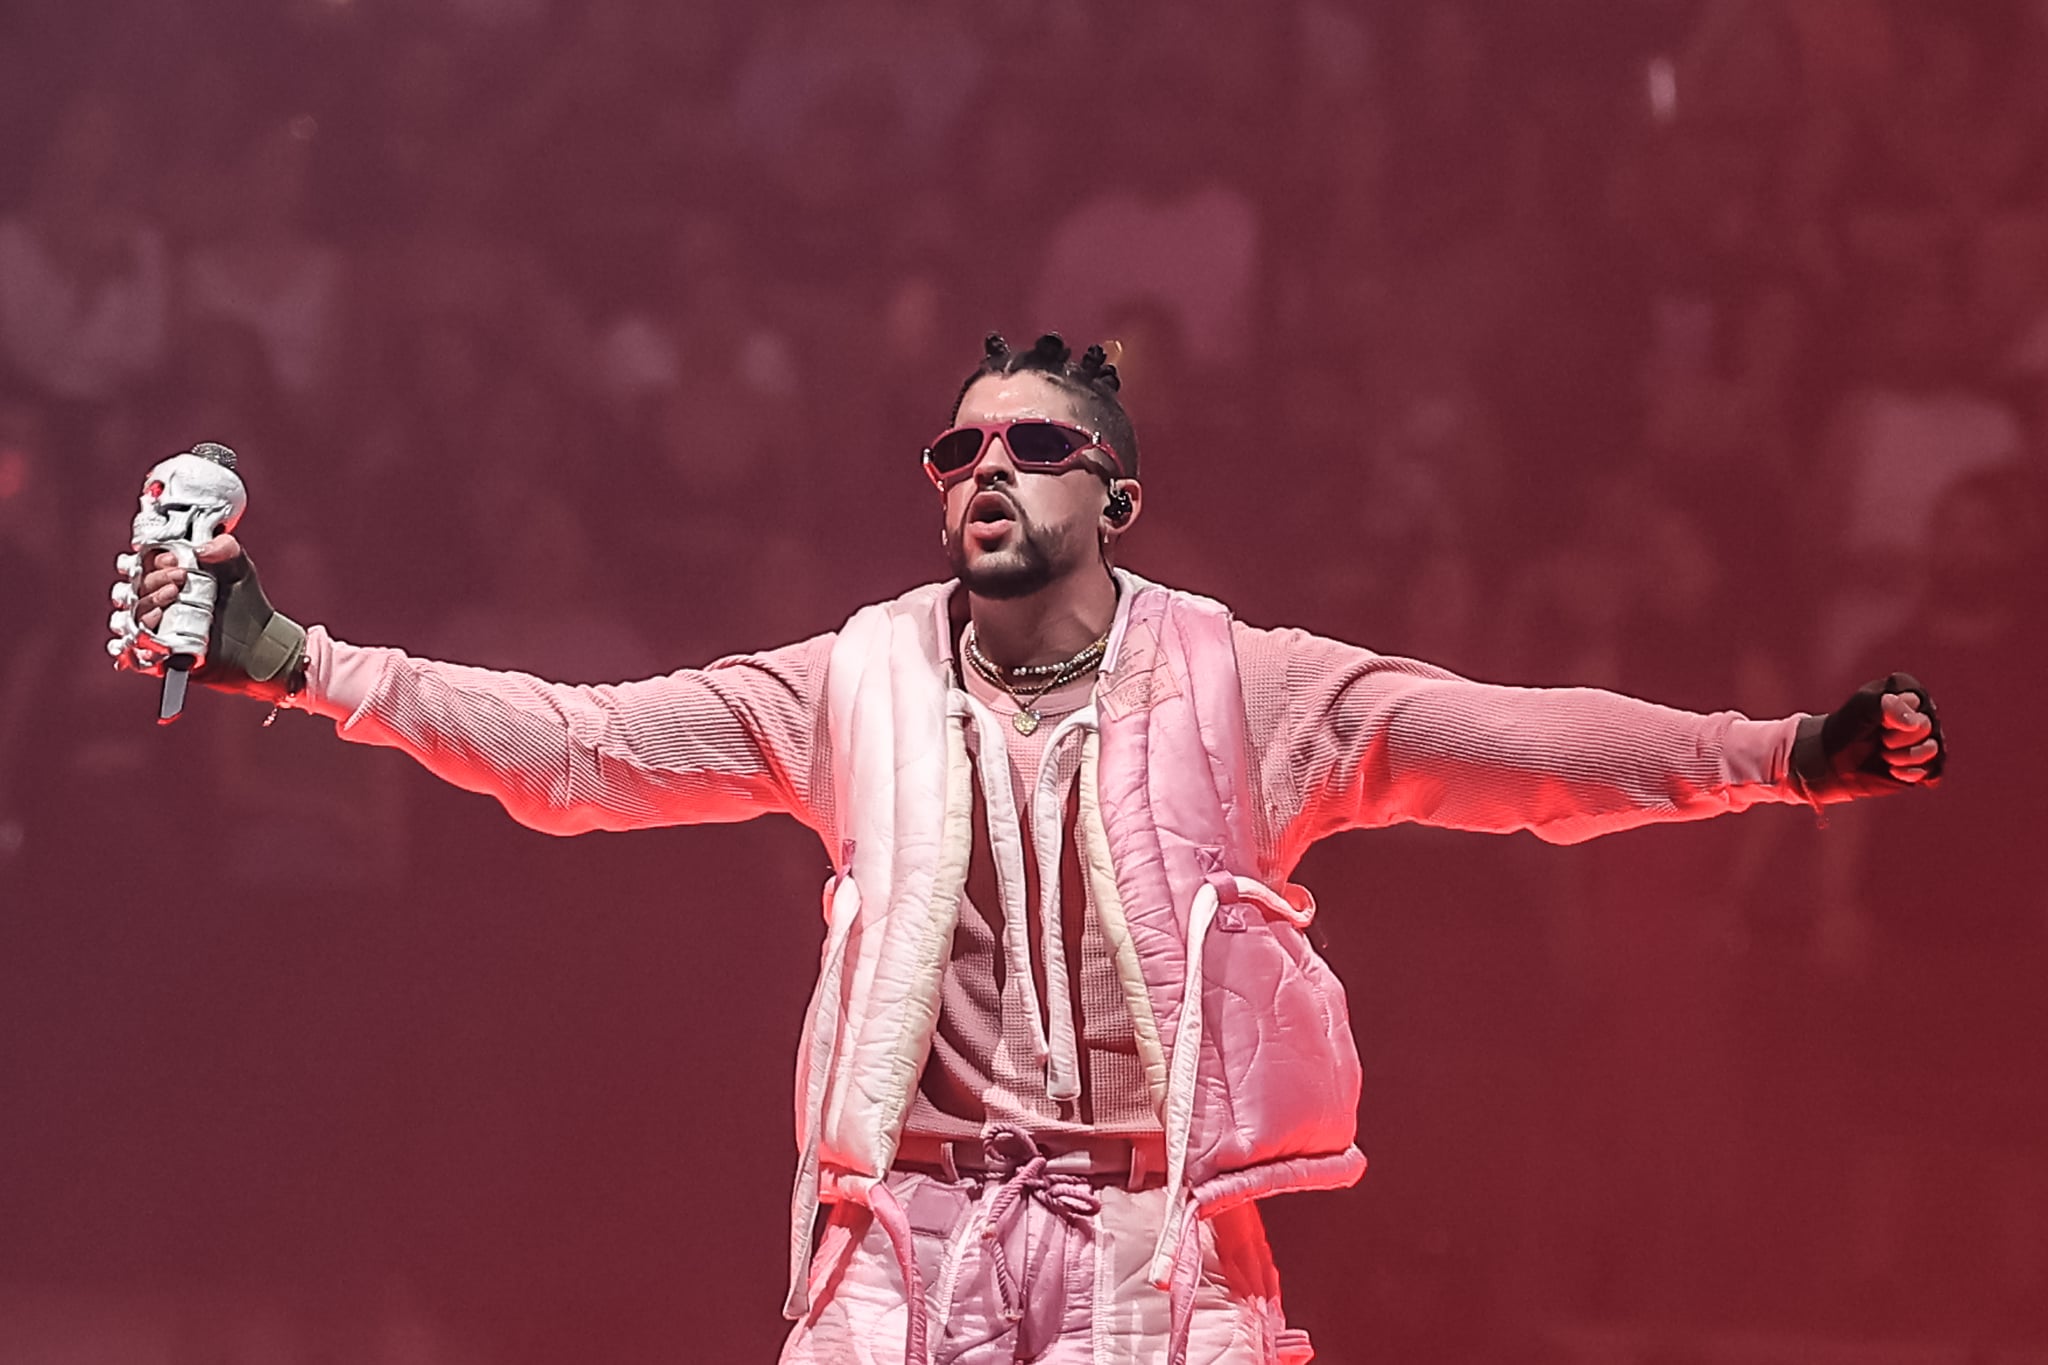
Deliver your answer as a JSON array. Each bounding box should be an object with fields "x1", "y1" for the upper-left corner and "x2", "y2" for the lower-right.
[{"x1": 108, "y1": 442, "x2": 247, "y2": 724}]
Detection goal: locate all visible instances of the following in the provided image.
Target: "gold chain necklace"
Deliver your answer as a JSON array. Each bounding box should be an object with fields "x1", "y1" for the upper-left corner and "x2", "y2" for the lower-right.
[{"x1": 963, "y1": 624, "x2": 1109, "y2": 735}]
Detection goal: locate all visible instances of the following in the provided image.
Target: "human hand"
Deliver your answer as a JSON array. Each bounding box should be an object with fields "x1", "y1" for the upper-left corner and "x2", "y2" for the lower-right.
[
  {"x1": 110, "y1": 533, "x2": 304, "y2": 700},
  {"x1": 1791, "y1": 671, "x2": 1945, "y2": 803},
  {"x1": 127, "y1": 533, "x2": 243, "y2": 637},
  {"x1": 1872, "y1": 689, "x2": 1941, "y2": 783}
]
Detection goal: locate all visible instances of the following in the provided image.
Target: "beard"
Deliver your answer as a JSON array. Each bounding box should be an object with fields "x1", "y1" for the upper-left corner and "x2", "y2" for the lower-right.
[{"x1": 947, "y1": 506, "x2": 1078, "y2": 600}]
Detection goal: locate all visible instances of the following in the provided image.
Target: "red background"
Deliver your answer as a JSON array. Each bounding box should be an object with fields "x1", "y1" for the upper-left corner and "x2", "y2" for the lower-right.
[{"x1": 0, "y1": 1, "x2": 2042, "y2": 1360}]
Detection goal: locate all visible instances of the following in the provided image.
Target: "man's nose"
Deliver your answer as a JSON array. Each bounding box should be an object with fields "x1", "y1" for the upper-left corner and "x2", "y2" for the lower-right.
[{"x1": 975, "y1": 436, "x2": 1019, "y2": 483}]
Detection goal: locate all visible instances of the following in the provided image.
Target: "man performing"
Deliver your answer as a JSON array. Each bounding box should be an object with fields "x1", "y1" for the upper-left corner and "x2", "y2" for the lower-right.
[{"x1": 115, "y1": 332, "x2": 1945, "y2": 1365}]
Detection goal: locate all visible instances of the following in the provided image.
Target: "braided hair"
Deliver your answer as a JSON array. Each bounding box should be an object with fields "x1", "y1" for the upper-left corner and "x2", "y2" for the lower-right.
[{"x1": 950, "y1": 331, "x2": 1140, "y2": 479}]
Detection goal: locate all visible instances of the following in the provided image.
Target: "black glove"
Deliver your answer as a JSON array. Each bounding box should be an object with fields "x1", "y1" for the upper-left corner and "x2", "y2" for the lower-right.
[
  {"x1": 197, "y1": 551, "x2": 307, "y2": 699},
  {"x1": 1791, "y1": 671, "x2": 1945, "y2": 803}
]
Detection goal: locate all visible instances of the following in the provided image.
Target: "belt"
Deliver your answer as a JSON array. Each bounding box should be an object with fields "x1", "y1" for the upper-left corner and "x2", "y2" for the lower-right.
[{"x1": 893, "y1": 1129, "x2": 1167, "y2": 1191}]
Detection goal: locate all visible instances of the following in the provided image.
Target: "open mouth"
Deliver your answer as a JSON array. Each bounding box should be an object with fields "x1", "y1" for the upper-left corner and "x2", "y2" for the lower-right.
[{"x1": 967, "y1": 491, "x2": 1017, "y2": 531}]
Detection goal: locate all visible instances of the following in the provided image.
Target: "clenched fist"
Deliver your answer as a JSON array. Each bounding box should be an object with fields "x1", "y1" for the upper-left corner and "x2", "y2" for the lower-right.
[
  {"x1": 127, "y1": 533, "x2": 239, "y2": 636},
  {"x1": 112, "y1": 533, "x2": 306, "y2": 701},
  {"x1": 1792, "y1": 671, "x2": 1946, "y2": 803}
]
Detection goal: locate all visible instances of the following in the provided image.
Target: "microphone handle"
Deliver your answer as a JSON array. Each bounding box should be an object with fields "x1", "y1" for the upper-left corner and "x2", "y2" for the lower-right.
[
  {"x1": 148, "y1": 550, "x2": 216, "y2": 725},
  {"x1": 159, "y1": 659, "x2": 193, "y2": 724}
]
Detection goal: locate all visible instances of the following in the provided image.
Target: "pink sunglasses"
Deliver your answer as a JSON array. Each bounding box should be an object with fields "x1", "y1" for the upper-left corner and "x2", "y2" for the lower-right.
[{"x1": 922, "y1": 419, "x2": 1128, "y2": 490}]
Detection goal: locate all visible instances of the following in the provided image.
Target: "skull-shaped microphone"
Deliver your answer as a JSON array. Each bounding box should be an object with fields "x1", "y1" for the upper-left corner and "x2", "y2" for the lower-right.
[{"x1": 109, "y1": 442, "x2": 248, "y2": 723}]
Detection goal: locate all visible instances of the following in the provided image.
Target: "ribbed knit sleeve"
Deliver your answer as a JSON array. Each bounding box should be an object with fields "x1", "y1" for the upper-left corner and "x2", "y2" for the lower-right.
[
  {"x1": 296, "y1": 625, "x2": 837, "y2": 838},
  {"x1": 1233, "y1": 623, "x2": 1808, "y2": 869}
]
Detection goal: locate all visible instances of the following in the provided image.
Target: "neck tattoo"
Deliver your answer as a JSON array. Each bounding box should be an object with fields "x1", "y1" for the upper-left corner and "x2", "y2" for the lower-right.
[{"x1": 962, "y1": 623, "x2": 1110, "y2": 735}]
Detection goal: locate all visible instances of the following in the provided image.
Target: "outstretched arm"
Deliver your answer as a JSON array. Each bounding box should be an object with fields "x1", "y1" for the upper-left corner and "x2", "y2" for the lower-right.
[
  {"x1": 1240, "y1": 624, "x2": 1815, "y2": 867},
  {"x1": 123, "y1": 533, "x2": 836, "y2": 838},
  {"x1": 296, "y1": 626, "x2": 834, "y2": 837}
]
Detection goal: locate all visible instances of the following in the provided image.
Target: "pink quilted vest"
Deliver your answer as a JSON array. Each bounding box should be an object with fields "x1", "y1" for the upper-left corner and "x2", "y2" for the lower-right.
[{"x1": 786, "y1": 573, "x2": 1365, "y2": 1316}]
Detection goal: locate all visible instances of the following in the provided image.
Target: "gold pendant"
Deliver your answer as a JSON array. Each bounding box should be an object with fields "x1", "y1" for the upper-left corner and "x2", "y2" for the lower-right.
[{"x1": 1013, "y1": 709, "x2": 1040, "y2": 736}]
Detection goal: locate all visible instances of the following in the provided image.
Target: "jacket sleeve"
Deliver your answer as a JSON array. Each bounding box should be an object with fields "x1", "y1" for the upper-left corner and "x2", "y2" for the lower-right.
[
  {"x1": 1235, "y1": 623, "x2": 1809, "y2": 865},
  {"x1": 292, "y1": 625, "x2": 835, "y2": 837}
]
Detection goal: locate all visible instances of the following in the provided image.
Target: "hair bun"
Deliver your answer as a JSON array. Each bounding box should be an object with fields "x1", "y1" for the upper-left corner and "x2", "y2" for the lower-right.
[
  {"x1": 1029, "y1": 333, "x2": 1072, "y2": 368},
  {"x1": 1079, "y1": 342, "x2": 1123, "y2": 392},
  {"x1": 982, "y1": 332, "x2": 1011, "y2": 359}
]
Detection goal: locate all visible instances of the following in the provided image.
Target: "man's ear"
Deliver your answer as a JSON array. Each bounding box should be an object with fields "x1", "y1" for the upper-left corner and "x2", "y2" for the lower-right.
[{"x1": 1103, "y1": 480, "x2": 1143, "y2": 535}]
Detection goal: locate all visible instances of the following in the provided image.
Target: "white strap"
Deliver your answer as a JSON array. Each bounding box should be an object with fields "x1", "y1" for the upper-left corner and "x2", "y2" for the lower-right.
[
  {"x1": 1032, "y1": 709, "x2": 1101, "y2": 1104},
  {"x1": 1032, "y1": 746, "x2": 1082, "y2": 1103},
  {"x1": 1145, "y1": 873, "x2": 1317, "y2": 1285},
  {"x1": 966, "y1": 705, "x2": 1051, "y2": 1070},
  {"x1": 1148, "y1": 879, "x2": 1220, "y2": 1285},
  {"x1": 1233, "y1": 877, "x2": 1317, "y2": 928},
  {"x1": 784, "y1": 868, "x2": 861, "y2": 1318}
]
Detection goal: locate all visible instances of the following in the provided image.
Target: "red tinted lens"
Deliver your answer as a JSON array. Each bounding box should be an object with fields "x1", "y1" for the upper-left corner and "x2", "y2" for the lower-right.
[
  {"x1": 1003, "y1": 421, "x2": 1092, "y2": 465},
  {"x1": 928, "y1": 428, "x2": 987, "y2": 476}
]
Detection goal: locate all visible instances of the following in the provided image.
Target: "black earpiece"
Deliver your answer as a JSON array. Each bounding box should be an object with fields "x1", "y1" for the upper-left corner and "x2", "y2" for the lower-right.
[{"x1": 1104, "y1": 486, "x2": 1134, "y2": 526}]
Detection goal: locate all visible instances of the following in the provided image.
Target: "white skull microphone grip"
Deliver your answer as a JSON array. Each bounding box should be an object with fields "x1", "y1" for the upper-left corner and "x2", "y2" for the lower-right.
[{"x1": 108, "y1": 442, "x2": 248, "y2": 723}]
